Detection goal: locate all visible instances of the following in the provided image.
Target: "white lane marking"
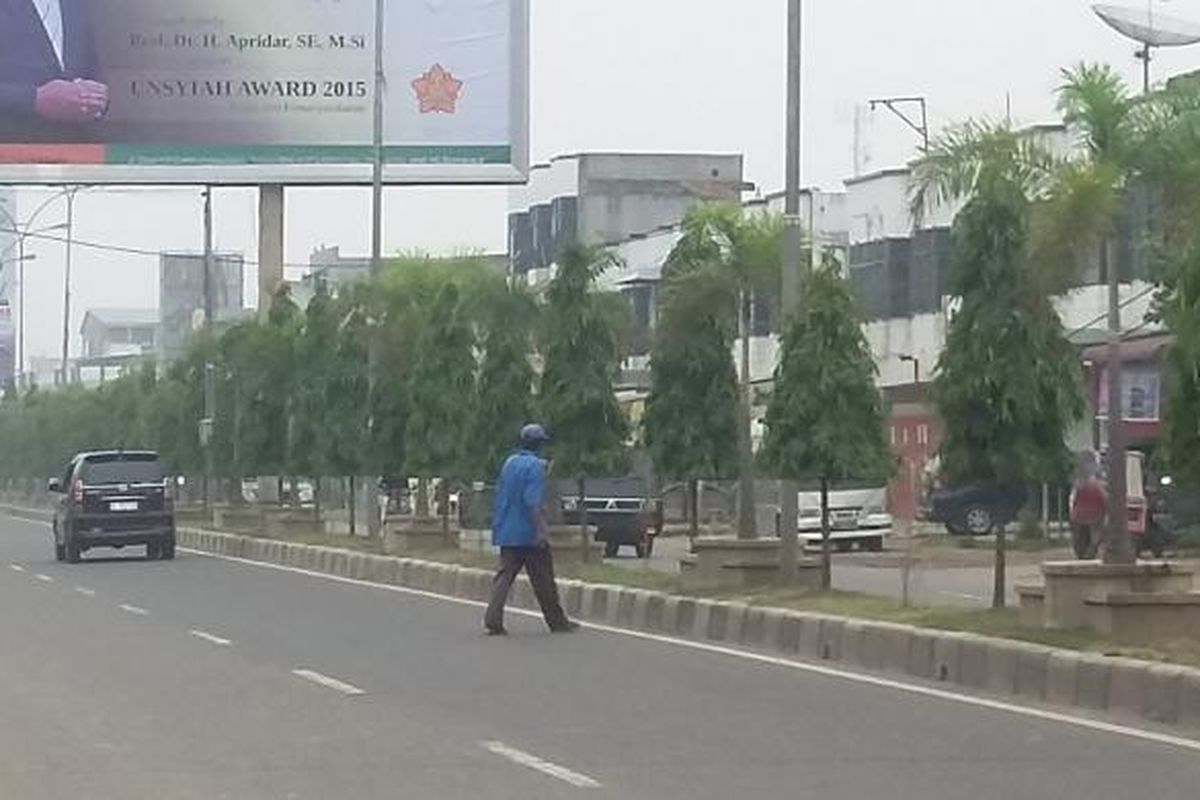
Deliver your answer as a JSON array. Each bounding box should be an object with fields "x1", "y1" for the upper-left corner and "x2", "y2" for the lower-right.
[
  {"x1": 74, "y1": 586, "x2": 97, "y2": 597},
  {"x1": 34, "y1": 573, "x2": 54, "y2": 583},
  {"x1": 189, "y1": 629, "x2": 232, "y2": 647},
  {"x1": 481, "y1": 741, "x2": 602, "y2": 789},
  {"x1": 174, "y1": 545, "x2": 1200, "y2": 754},
  {"x1": 9, "y1": 564, "x2": 25, "y2": 572},
  {"x1": 118, "y1": 604, "x2": 149, "y2": 616},
  {"x1": 291, "y1": 669, "x2": 365, "y2": 697}
]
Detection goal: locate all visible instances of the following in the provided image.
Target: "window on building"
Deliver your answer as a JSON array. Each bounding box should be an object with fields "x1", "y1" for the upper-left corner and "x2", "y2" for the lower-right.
[
  {"x1": 917, "y1": 424, "x2": 929, "y2": 445},
  {"x1": 902, "y1": 427, "x2": 909, "y2": 445},
  {"x1": 1098, "y1": 364, "x2": 1161, "y2": 421},
  {"x1": 890, "y1": 426, "x2": 896, "y2": 446}
]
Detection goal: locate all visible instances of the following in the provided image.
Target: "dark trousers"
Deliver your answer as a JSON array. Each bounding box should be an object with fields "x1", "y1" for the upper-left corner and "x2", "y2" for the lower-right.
[{"x1": 484, "y1": 544, "x2": 571, "y2": 631}]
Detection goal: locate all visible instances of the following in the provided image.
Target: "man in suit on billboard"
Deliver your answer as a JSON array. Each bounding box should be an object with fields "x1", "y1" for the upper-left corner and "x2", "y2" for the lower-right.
[{"x1": 0, "y1": 0, "x2": 108, "y2": 142}]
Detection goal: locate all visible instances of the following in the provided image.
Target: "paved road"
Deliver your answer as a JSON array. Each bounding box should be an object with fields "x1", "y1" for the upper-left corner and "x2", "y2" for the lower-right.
[
  {"x1": 610, "y1": 536, "x2": 1042, "y2": 607},
  {"x1": 4, "y1": 514, "x2": 1200, "y2": 799}
]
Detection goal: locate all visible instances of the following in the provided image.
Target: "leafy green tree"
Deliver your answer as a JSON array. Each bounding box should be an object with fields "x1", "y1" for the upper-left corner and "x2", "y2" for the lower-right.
[
  {"x1": 665, "y1": 203, "x2": 782, "y2": 539},
  {"x1": 643, "y1": 265, "x2": 738, "y2": 540},
  {"x1": 928, "y1": 163, "x2": 1083, "y2": 607},
  {"x1": 540, "y1": 244, "x2": 630, "y2": 560},
  {"x1": 406, "y1": 282, "x2": 477, "y2": 536},
  {"x1": 1155, "y1": 238, "x2": 1200, "y2": 486},
  {"x1": 468, "y1": 282, "x2": 537, "y2": 480},
  {"x1": 760, "y1": 260, "x2": 892, "y2": 590}
]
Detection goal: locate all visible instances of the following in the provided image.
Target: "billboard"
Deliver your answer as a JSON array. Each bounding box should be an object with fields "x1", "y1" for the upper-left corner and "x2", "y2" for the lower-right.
[{"x1": 0, "y1": 0, "x2": 529, "y2": 185}]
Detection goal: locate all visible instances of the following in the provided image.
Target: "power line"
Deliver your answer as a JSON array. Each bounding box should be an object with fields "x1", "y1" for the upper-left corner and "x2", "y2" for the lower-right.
[
  {"x1": 0, "y1": 227, "x2": 315, "y2": 272},
  {"x1": 1066, "y1": 283, "x2": 1159, "y2": 339}
]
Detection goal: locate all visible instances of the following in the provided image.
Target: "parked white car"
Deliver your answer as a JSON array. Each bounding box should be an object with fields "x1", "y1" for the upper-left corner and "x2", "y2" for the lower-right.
[{"x1": 796, "y1": 486, "x2": 891, "y2": 552}]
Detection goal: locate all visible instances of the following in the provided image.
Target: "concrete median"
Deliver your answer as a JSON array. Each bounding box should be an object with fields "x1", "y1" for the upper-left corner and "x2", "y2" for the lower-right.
[{"x1": 162, "y1": 522, "x2": 1200, "y2": 735}]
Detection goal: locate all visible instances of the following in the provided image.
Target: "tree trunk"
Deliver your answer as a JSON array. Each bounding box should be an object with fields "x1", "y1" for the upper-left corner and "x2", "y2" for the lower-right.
[
  {"x1": 993, "y1": 524, "x2": 1007, "y2": 609},
  {"x1": 736, "y1": 289, "x2": 757, "y2": 540},
  {"x1": 416, "y1": 477, "x2": 430, "y2": 519},
  {"x1": 688, "y1": 478, "x2": 700, "y2": 544},
  {"x1": 348, "y1": 475, "x2": 357, "y2": 536},
  {"x1": 314, "y1": 476, "x2": 322, "y2": 521},
  {"x1": 1101, "y1": 237, "x2": 1135, "y2": 565},
  {"x1": 578, "y1": 475, "x2": 589, "y2": 563},
  {"x1": 820, "y1": 476, "x2": 832, "y2": 591}
]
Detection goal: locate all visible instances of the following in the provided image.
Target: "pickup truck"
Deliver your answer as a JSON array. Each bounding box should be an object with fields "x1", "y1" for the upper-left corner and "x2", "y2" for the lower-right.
[{"x1": 795, "y1": 487, "x2": 891, "y2": 552}]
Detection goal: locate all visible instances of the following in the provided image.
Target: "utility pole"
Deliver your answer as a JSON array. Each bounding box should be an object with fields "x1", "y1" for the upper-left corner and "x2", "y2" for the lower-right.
[
  {"x1": 1102, "y1": 246, "x2": 1133, "y2": 563},
  {"x1": 202, "y1": 187, "x2": 217, "y2": 515},
  {"x1": 59, "y1": 188, "x2": 76, "y2": 385},
  {"x1": 779, "y1": 0, "x2": 804, "y2": 581}
]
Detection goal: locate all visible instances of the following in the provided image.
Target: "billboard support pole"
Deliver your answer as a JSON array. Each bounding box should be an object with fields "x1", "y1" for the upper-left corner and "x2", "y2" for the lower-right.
[
  {"x1": 203, "y1": 187, "x2": 216, "y2": 515},
  {"x1": 365, "y1": 0, "x2": 387, "y2": 539},
  {"x1": 257, "y1": 186, "x2": 285, "y2": 318},
  {"x1": 371, "y1": 0, "x2": 386, "y2": 280}
]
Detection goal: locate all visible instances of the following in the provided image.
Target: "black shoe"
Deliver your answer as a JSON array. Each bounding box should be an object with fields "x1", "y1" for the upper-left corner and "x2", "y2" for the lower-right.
[
  {"x1": 550, "y1": 621, "x2": 580, "y2": 634},
  {"x1": 485, "y1": 626, "x2": 508, "y2": 636}
]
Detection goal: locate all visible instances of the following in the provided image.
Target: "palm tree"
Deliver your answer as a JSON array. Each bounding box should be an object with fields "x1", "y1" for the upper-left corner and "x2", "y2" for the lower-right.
[
  {"x1": 1052, "y1": 63, "x2": 1141, "y2": 565},
  {"x1": 665, "y1": 204, "x2": 782, "y2": 540},
  {"x1": 910, "y1": 64, "x2": 1144, "y2": 565}
]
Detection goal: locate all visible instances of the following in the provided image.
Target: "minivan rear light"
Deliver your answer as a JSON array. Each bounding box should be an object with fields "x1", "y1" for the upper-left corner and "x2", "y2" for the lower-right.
[{"x1": 72, "y1": 479, "x2": 84, "y2": 504}]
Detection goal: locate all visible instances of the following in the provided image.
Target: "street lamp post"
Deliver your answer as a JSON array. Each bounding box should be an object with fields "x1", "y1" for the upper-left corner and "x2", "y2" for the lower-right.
[
  {"x1": 60, "y1": 188, "x2": 80, "y2": 385},
  {"x1": 1, "y1": 199, "x2": 71, "y2": 385}
]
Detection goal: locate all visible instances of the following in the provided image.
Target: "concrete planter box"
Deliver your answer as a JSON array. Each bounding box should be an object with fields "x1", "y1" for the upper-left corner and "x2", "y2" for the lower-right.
[
  {"x1": 458, "y1": 528, "x2": 499, "y2": 557},
  {"x1": 545, "y1": 525, "x2": 606, "y2": 563},
  {"x1": 211, "y1": 505, "x2": 265, "y2": 531},
  {"x1": 1085, "y1": 592, "x2": 1200, "y2": 644},
  {"x1": 679, "y1": 537, "x2": 822, "y2": 591},
  {"x1": 1026, "y1": 560, "x2": 1197, "y2": 636},
  {"x1": 383, "y1": 516, "x2": 455, "y2": 555}
]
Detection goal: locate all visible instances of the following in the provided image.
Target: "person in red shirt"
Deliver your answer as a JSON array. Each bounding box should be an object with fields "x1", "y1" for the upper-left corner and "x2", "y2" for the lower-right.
[{"x1": 1070, "y1": 452, "x2": 1108, "y2": 559}]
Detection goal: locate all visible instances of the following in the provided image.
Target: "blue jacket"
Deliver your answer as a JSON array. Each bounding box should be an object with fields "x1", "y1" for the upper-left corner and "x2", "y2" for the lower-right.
[{"x1": 492, "y1": 449, "x2": 546, "y2": 547}]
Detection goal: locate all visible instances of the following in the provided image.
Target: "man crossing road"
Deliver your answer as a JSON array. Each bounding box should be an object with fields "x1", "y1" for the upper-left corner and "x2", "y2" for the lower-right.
[{"x1": 484, "y1": 424, "x2": 578, "y2": 636}]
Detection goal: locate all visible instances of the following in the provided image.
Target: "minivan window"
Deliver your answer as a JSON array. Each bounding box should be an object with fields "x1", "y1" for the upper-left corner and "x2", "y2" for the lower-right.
[{"x1": 79, "y1": 456, "x2": 164, "y2": 485}]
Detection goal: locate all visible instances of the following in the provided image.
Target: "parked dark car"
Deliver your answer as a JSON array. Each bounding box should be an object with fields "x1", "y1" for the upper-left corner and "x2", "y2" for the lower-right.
[
  {"x1": 558, "y1": 478, "x2": 658, "y2": 558},
  {"x1": 49, "y1": 451, "x2": 176, "y2": 563},
  {"x1": 923, "y1": 483, "x2": 1024, "y2": 536}
]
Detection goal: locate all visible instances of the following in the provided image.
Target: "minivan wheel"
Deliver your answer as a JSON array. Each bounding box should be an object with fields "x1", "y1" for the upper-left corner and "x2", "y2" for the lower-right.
[
  {"x1": 146, "y1": 541, "x2": 161, "y2": 560},
  {"x1": 161, "y1": 538, "x2": 176, "y2": 561},
  {"x1": 54, "y1": 542, "x2": 66, "y2": 562},
  {"x1": 65, "y1": 536, "x2": 81, "y2": 564},
  {"x1": 603, "y1": 541, "x2": 620, "y2": 558}
]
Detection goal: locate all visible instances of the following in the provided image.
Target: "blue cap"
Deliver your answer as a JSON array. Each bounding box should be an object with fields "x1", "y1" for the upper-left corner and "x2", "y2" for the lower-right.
[{"x1": 520, "y1": 423, "x2": 551, "y2": 447}]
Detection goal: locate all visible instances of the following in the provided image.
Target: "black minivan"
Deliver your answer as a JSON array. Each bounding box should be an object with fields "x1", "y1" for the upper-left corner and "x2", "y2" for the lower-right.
[{"x1": 49, "y1": 451, "x2": 176, "y2": 563}]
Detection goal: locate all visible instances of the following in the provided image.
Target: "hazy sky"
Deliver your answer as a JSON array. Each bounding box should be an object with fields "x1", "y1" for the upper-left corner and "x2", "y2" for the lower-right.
[{"x1": 10, "y1": 0, "x2": 1200, "y2": 362}]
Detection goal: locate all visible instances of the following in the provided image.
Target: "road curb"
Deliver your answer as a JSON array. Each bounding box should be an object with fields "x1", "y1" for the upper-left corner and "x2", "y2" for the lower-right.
[{"x1": 3, "y1": 505, "x2": 1197, "y2": 736}]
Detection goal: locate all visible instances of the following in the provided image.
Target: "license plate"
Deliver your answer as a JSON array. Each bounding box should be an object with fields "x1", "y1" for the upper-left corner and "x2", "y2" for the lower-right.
[{"x1": 110, "y1": 501, "x2": 139, "y2": 512}]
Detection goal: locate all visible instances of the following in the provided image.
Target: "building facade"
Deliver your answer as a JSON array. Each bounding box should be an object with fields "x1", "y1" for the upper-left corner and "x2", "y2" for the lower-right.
[
  {"x1": 158, "y1": 252, "x2": 245, "y2": 364},
  {"x1": 520, "y1": 125, "x2": 1166, "y2": 520},
  {"x1": 508, "y1": 152, "x2": 750, "y2": 280}
]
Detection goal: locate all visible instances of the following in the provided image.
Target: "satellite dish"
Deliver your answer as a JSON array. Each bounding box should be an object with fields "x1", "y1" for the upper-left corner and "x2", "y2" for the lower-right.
[
  {"x1": 1094, "y1": 4, "x2": 1200, "y2": 46},
  {"x1": 1093, "y1": 4, "x2": 1200, "y2": 91}
]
